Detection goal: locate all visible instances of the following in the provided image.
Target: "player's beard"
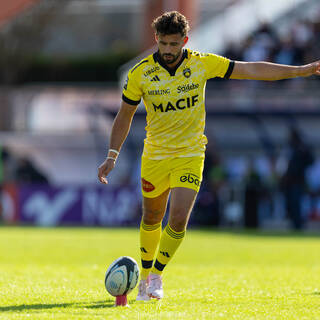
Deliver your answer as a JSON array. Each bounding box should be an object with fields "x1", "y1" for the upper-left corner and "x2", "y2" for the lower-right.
[{"x1": 160, "y1": 51, "x2": 181, "y2": 65}]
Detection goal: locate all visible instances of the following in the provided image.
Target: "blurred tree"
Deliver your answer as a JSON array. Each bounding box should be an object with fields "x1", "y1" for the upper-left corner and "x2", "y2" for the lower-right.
[
  {"x1": 0, "y1": 0, "x2": 71, "y2": 84},
  {"x1": 0, "y1": 0, "x2": 71, "y2": 130}
]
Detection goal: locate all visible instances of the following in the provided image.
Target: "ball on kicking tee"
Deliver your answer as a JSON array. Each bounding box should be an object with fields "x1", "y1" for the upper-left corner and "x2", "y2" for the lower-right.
[{"x1": 105, "y1": 256, "x2": 139, "y2": 297}]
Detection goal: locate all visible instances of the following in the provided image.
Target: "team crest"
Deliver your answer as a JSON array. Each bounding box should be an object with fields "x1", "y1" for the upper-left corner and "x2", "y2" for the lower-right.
[{"x1": 183, "y1": 68, "x2": 191, "y2": 78}]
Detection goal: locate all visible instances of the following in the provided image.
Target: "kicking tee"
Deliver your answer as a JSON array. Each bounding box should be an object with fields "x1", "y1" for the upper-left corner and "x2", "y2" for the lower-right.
[{"x1": 122, "y1": 48, "x2": 234, "y2": 159}]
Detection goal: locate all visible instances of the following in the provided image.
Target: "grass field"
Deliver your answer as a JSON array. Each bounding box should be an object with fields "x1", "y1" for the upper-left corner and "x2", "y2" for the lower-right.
[{"x1": 1, "y1": 227, "x2": 320, "y2": 319}]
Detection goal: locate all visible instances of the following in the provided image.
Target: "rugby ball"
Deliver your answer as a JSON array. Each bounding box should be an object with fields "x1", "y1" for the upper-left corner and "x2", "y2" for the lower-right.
[{"x1": 105, "y1": 256, "x2": 139, "y2": 296}]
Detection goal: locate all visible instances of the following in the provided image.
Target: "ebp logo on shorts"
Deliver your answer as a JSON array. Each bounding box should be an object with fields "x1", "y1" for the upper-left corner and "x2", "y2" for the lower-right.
[
  {"x1": 179, "y1": 173, "x2": 200, "y2": 186},
  {"x1": 142, "y1": 178, "x2": 155, "y2": 192}
]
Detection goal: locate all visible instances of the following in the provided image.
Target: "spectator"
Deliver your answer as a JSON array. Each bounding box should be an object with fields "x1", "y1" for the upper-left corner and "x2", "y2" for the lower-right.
[
  {"x1": 274, "y1": 36, "x2": 296, "y2": 66},
  {"x1": 243, "y1": 159, "x2": 263, "y2": 228},
  {"x1": 16, "y1": 158, "x2": 48, "y2": 184},
  {"x1": 194, "y1": 143, "x2": 226, "y2": 226},
  {"x1": 280, "y1": 127, "x2": 314, "y2": 229},
  {"x1": 0, "y1": 147, "x2": 12, "y2": 222}
]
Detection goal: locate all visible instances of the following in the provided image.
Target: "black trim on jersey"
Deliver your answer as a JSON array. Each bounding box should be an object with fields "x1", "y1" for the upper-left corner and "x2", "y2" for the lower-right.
[
  {"x1": 122, "y1": 94, "x2": 141, "y2": 105},
  {"x1": 224, "y1": 60, "x2": 235, "y2": 79},
  {"x1": 153, "y1": 49, "x2": 188, "y2": 76},
  {"x1": 131, "y1": 59, "x2": 148, "y2": 74}
]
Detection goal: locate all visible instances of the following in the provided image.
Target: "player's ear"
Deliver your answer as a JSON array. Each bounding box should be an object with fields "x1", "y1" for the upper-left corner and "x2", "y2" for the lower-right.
[
  {"x1": 155, "y1": 34, "x2": 159, "y2": 43},
  {"x1": 183, "y1": 36, "x2": 189, "y2": 46}
]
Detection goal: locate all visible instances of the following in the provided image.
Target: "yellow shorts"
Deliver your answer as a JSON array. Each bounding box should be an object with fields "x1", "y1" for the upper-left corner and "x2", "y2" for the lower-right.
[{"x1": 141, "y1": 156, "x2": 205, "y2": 198}]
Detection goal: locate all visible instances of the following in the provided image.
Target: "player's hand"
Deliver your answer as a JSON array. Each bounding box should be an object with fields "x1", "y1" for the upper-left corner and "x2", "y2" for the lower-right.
[
  {"x1": 98, "y1": 158, "x2": 116, "y2": 184},
  {"x1": 314, "y1": 61, "x2": 320, "y2": 76},
  {"x1": 302, "y1": 60, "x2": 320, "y2": 77}
]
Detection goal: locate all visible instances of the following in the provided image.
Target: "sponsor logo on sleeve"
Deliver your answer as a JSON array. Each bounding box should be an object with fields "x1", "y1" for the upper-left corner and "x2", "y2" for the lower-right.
[{"x1": 123, "y1": 76, "x2": 129, "y2": 90}]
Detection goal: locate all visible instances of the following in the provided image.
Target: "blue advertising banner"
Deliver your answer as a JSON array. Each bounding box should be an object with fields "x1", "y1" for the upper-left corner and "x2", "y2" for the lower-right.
[{"x1": 18, "y1": 185, "x2": 141, "y2": 226}]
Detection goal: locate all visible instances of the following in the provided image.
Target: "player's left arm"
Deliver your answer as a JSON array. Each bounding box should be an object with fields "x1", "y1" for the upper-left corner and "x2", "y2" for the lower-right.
[{"x1": 230, "y1": 60, "x2": 320, "y2": 81}]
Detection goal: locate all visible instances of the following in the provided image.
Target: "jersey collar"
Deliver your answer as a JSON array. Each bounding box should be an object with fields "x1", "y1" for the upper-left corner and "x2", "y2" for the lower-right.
[{"x1": 153, "y1": 49, "x2": 188, "y2": 76}]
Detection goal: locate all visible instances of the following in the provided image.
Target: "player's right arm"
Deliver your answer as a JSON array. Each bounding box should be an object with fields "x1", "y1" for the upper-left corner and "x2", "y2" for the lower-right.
[
  {"x1": 98, "y1": 58, "x2": 144, "y2": 184},
  {"x1": 98, "y1": 101, "x2": 138, "y2": 184}
]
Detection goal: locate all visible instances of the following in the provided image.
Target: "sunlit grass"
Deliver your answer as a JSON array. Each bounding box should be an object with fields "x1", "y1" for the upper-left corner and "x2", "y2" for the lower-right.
[{"x1": 0, "y1": 227, "x2": 320, "y2": 319}]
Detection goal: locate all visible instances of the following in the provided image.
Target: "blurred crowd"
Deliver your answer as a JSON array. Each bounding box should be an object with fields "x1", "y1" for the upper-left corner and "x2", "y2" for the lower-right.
[
  {"x1": 184, "y1": 17, "x2": 320, "y2": 230},
  {"x1": 0, "y1": 147, "x2": 48, "y2": 185},
  {"x1": 194, "y1": 17, "x2": 320, "y2": 230},
  {"x1": 224, "y1": 18, "x2": 320, "y2": 71},
  {"x1": 193, "y1": 126, "x2": 317, "y2": 230},
  {"x1": 0, "y1": 147, "x2": 48, "y2": 222}
]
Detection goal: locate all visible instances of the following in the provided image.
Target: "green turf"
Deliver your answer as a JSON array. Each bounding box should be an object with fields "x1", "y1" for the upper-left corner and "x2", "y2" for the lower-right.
[{"x1": 0, "y1": 227, "x2": 320, "y2": 319}]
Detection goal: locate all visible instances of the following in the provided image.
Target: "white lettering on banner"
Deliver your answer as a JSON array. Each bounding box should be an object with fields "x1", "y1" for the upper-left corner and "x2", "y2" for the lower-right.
[
  {"x1": 98, "y1": 193, "x2": 115, "y2": 225},
  {"x1": 98, "y1": 189, "x2": 137, "y2": 225},
  {"x1": 82, "y1": 189, "x2": 99, "y2": 225},
  {"x1": 24, "y1": 189, "x2": 78, "y2": 226},
  {"x1": 114, "y1": 189, "x2": 137, "y2": 223},
  {"x1": 82, "y1": 188, "x2": 139, "y2": 225}
]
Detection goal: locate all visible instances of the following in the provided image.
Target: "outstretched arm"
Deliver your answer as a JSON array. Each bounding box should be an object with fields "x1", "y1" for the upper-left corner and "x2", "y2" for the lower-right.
[
  {"x1": 98, "y1": 100, "x2": 138, "y2": 184},
  {"x1": 230, "y1": 60, "x2": 320, "y2": 81}
]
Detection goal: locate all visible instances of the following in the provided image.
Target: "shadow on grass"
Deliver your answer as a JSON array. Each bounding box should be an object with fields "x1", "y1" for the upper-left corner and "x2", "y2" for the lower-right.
[{"x1": 0, "y1": 300, "x2": 116, "y2": 312}]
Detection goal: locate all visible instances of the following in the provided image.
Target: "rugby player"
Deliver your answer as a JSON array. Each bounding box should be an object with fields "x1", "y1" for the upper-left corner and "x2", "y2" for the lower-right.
[{"x1": 98, "y1": 11, "x2": 320, "y2": 300}]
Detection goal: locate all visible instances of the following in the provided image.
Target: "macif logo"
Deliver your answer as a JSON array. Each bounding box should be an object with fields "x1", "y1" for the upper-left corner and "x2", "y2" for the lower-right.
[{"x1": 152, "y1": 94, "x2": 198, "y2": 112}]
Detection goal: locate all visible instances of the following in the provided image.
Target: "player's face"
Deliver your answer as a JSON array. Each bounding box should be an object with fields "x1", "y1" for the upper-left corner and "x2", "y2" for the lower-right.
[{"x1": 155, "y1": 33, "x2": 188, "y2": 66}]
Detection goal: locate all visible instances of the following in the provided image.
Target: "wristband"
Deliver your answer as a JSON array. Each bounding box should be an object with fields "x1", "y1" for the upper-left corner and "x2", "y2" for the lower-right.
[
  {"x1": 107, "y1": 149, "x2": 119, "y2": 162},
  {"x1": 108, "y1": 149, "x2": 119, "y2": 156}
]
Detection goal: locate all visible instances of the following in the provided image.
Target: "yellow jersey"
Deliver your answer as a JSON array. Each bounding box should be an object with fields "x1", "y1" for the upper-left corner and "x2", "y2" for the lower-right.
[{"x1": 122, "y1": 48, "x2": 234, "y2": 159}]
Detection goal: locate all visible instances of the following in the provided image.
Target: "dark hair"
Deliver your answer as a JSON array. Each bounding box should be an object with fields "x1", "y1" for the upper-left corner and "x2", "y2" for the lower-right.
[{"x1": 151, "y1": 11, "x2": 190, "y2": 37}]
